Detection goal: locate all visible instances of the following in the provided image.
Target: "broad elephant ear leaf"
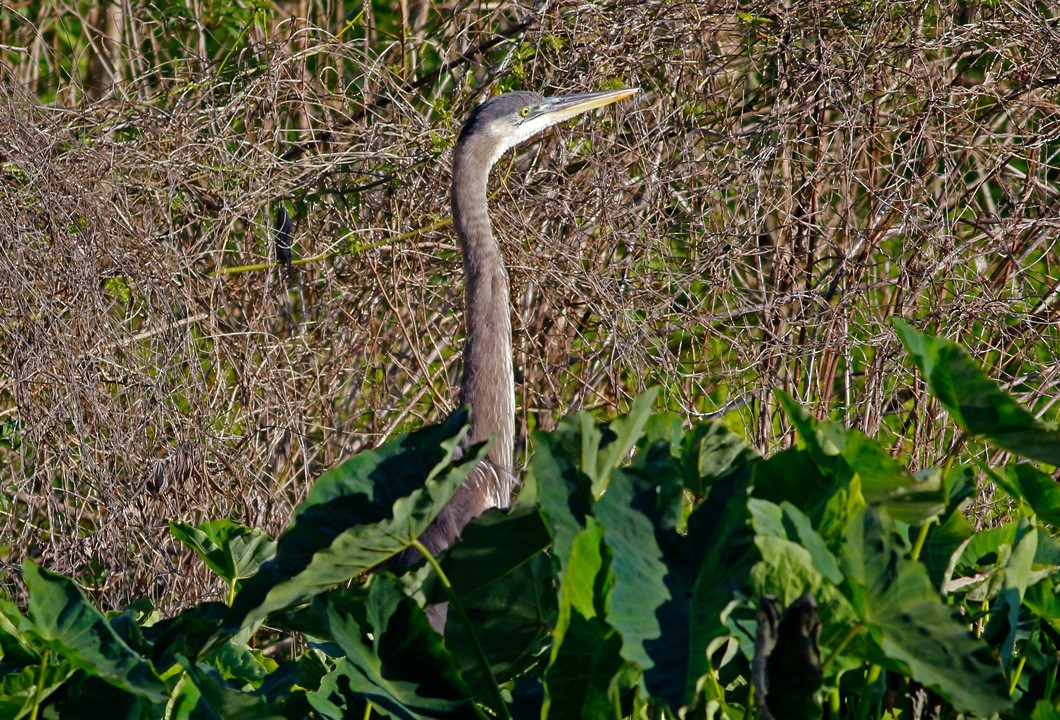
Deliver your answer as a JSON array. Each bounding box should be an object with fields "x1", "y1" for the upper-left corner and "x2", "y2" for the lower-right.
[
  {"x1": 441, "y1": 506, "x2": 555, "y2": 697},
  {"x1": 170, "y1": 519, "x2": 276, "y2": 589},
  {"x1": 841, "y1": 507, "x2": 1010, "y2": 715},
  {"x1": 22, "y1": 561, "x2": 166, "y2": 703},
  {"x1": 219, "y1": 409, "x2": 485, "y2": 644},
  {"x1": 306, "y1": 577, "x2": 476, "y2": 720},
  {"x1": 894, "y1": 318, "x2": 1060, "y2": 466}
]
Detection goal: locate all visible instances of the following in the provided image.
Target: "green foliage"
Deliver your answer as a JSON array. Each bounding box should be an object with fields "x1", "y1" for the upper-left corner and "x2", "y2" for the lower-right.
[{"x1": 2, "y1": 330, "x2": 1060, "y2": 718}]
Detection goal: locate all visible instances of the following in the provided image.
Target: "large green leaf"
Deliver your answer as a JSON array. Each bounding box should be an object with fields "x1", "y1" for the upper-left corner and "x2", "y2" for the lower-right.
[
  {"x1": 0, "y1": 595, "x2": 40, "y2": 665},
  {"x1": 686, "y1": 464, "x2": 757, "y2": 690},
  {"x1": 520, "y1": 421, "x2": 594, "y2": 581},
  {"x1": 749, "y1": 500, "x2": 836, "y2": 606},
  {"x1": 681, "y1": 418, "x2": 760, "y2": 497},
  {"x1": 1024, "y1": 578, "x2": 1060, "y2": 637},
  {"x1": 840, "y1": 508, "x2": 1010, "y2": 714},
  {"x1": 307, "y1": 577, "x2": 476, "y2": 720},
  {"x1": 989, "y1": 463, "x2": 1060, "y2": 528},
  {"x1": 522, "y1": 392, "x2": 657, "y2": 573},
  {"x1": 778, "y1": 392, "x2": 947, "y2": 524},
  {"x1": 752, "y1": 446, "x2": 856, "y2": 548},
  {"x1": 222, "y1": 409, "x2": 483, "y2": 640},
  {"x1": 22, "y1": 560, "x2": 166, "y2": 702},
  {"x1": 595, "y1": 466, "x2": 690, "y2": 709},
  {"x1": 543, "y1": 520, "x2": 625, "y2": 720},
  {"x1": 143, "y1": 602, "x2": 228, "y2": 671},
  {"x1": 170, "y1": 519, "x2": 277, "y2": 592},
  {"x1": 894, "y1": 319, "x2": 1060, "y2": 466},
  {"x1": 177, "y1": 658, "x2": 287, "y2": 720},
  {"x1": 920, "y1": 504, "x2": 975, "y2": 592},
  {"x1": 589, "y1": 387, "x2": 659, "y2": 494},
  {"x1": 441, "y1": 507, "x2": 555, "y2": 696}
]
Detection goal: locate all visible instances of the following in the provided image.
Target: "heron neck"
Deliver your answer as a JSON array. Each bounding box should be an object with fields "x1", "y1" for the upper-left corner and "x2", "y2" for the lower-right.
[{"x1": 451, "y1": 142, "x2": 515, "y2": 474}]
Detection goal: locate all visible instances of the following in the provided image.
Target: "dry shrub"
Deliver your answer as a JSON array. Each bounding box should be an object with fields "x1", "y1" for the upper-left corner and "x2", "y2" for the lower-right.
[{"x1": 0, "y1": 0, "x2": 1057, "y2": 609}]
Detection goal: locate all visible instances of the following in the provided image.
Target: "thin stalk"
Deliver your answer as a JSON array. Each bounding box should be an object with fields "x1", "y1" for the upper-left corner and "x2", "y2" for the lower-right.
[
  {"x1": 410, "y1": 539, "x2": 508, "y2": 720},
  {"x1": 821, "y1": 622, "x2": 864, "y2": 674},
  {"x1": 29, "y1": 648, "x2": 51, "y2": 720},
  {"x1": 212, "y1": 217, "x2": 453, "y2": 277},
  {"x1": 909, "y1": 518, "x2": 934, "y2": 562},
  {"x1": 1009, "y1": 654, "x2": 1027, "y2": 696}
]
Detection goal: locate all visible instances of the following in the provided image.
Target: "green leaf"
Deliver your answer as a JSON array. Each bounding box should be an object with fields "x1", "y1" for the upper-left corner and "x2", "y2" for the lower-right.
[
  {"x1": 590, "y1": 387, "x2": 659, "y2": 493},
  {"x1": 52, "y1": 672, "x2": 160, "y2": 719},
  {"x1": 894, "y1": 318, "x2": 1060, "y2": 466},
  {"x1": 687, "y1": 466, "x2": 756, "y2": 689},
  {"x1": 543, "y1": 520, "x2": 625, "y2": 720},
  {"x1": 1024, "y1": 579, "x2": 1060, "y2": 637},
  {"x1": 0, "y1": 595, "x2": 40, "y2": 664},
  {"x1": 752, "y1": 447, "x2": 848, "y2": 542},
  {"x1": 143, "y1": 602, "x2": 228, "y2": 671},
  {"x1": 170, "y1": 519, "x2": 276, "y2": 588},
  {"x1": 595, "y1": 467, "x2": 689, "y2": 708},
  {"x1": 750, "y1": 535, "x2": 822, "y2": 609},
  {"x1": 983, "y1": 526, "x2": 1038, "y2": 667},
  {"x1": 0, "y1": 660, "x2": 75, "y2": 720},
  {"x1": 308, "y1": 577, "x2": 476, "y2": 720},
  {"x1": 682, "y1": 418, "x2": 760, "y2": 497},
  {"x1": 522, "y1": 422, "x2": 595, "y2": 581},
  {"x1": 778, "y1": 392, "x2": 947, "y2": 524},
  {"x1": 441, "y1": 507, "x2": 555, "y2": 695},
  {"x1": 178, "y1": 658, "x2": 287, "y2": 720},
  {"x1": 22, "y1": 560, "x2": 166, "y2": 702},
  {"x1": 222, "y1": 409, "x2": 482, "y2": 641},
  {"x1": 989, "y1": 463, "x2": 1060, "y2": 528},
  {"x1": 920, "y1": 504, "x2": 975, "y2": 592},
  {"x1": 840, "y1": 508, "x2": 1010, "y2": 714},
  {"x1": 749, "y1": 500, "x2": 842, "y2": 605}
]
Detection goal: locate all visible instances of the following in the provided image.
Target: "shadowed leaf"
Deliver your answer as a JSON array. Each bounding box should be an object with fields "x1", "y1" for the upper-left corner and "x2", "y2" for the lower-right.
[
  {"x1": 442, "y1": 507, "x2": 555, "y2": 695},
  {"x1": 307, "y1": 577, "x2": 476, "y2": 720},
  {"x1": 841, "y1": 508, "x2": 1010, "y2": 714},
  {"x1": 22, "y1": 561, "x2": 166, "y2": 702},
  {"x1": 222, "y1": 409, "x2": 483, "y2": 641}
]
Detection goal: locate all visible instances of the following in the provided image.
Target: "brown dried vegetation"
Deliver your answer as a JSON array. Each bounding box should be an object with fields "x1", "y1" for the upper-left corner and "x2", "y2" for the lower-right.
[{"x1": 0, "y1": 0, "x2": 1058, "y2": 609}]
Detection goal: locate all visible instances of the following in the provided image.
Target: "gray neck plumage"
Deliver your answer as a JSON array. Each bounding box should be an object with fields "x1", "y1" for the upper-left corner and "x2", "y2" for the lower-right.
[{"x1": 451, "y1": 137, "x2": 516, "y2": 479}]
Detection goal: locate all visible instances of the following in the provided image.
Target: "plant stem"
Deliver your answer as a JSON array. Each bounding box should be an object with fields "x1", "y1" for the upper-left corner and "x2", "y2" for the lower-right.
[
  {"x1": 411, "y1": 539, "x2": 509, "y2": 720},
  {"x1": 910, "y1": 517, "x2": 934, "y2": 562},
  {"x1": 29, "y1": 648, "x2": 50, "y2": 720},
  {"x1": 1009, "y1": 654, "x2": 1027, "y2": 696},
  {"x1": 821, "y1": 622, "x2": 864, "y2": 674}
]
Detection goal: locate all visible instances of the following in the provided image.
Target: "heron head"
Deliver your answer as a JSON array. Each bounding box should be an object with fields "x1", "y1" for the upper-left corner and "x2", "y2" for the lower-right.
[{"x1": 458, "y1": 87, "x2": 638, "y2": 167}]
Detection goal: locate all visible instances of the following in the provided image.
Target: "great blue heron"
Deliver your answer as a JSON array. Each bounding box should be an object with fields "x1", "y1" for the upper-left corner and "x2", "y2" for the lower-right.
[{"x1": 416, "y1": 87, "x2": 637, "y2": 556}]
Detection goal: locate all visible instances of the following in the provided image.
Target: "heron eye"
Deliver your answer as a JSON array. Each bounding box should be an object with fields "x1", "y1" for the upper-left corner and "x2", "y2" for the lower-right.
[{"x1": 520, "y1": 106, "x2": 530, "y2": 117}]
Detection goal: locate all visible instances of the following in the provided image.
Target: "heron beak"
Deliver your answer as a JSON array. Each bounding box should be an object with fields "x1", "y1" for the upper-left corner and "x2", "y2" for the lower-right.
[{"x1": 534, "y1": 87, "x2": 639, "y2": 125}]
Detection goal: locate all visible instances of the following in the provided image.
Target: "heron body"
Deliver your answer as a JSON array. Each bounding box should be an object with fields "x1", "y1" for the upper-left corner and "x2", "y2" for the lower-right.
[{"x1": 416, "y1": 88, "x2": 637, "y2": 557}]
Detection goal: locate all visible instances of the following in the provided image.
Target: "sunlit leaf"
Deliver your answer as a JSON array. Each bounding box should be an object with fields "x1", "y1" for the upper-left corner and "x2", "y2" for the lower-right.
[
  {"x1": 543, "y1": 520, "x2": 625, "y2": 720},
  {"x1": 840, "y1": 508, "x2": 1010, "y2": 714},
  {"x1": 895, "y1": 319, "x2": 1060, "y2": 466},
  {"x1": 170, "y1": 519, "x2": 276, "y2": 588}
]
